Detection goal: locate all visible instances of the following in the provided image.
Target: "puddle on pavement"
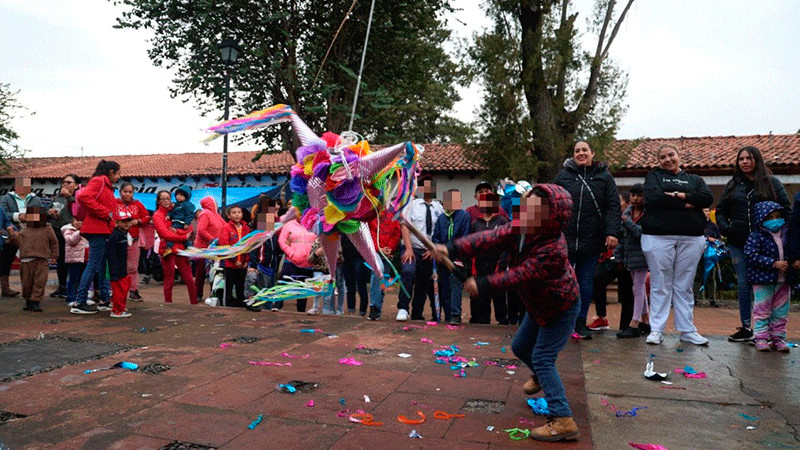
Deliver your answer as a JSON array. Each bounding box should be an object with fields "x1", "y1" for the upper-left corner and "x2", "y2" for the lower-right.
[
  {"x1": 231, "y1": 336, "x2": 260, "y2": 344},
  {"x1": 137, "y1": 363, "x2": 172, "y2": 374},
  {"x1": 351, "y1": 347, "x2": 381, "y2": 355},
  {"x1": 286, "y1": 380, "x2": 321, "y2": 393},
  {"x1": 159, "y1": 440, "x2": 216, "y2": 450},
  {"x1": 0, "y1": 411, "x2": 27, "y2": 425}
]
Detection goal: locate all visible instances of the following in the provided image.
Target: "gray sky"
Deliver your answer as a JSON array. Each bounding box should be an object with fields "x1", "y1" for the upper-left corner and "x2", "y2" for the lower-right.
[{"x1": 2, "y1": 1, "x2": 799, "y2": 158}]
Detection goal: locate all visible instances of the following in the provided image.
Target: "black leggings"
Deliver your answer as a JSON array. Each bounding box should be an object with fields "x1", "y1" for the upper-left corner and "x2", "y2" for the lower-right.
[
  {"x1": 592, "y1": 262, "x2": 633, "y2": 329},
  {"x1": 224, "y1": 267, "x2": 247, "y2": 308}
]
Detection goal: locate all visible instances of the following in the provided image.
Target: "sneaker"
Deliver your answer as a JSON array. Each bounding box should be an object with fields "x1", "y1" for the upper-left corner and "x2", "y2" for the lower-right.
[
  {"x1": 523, "y1": 375, "x2": 541, "y2": 395},
  {"x1": 587, "y1": 317, "x2": 610, "y2": 330},
  {"x1": 334, "y1": 310, "x2": 343, "y2": 315},
  {"x1": 680, "y1": 331, "x2": 709, "y2": 346},
  {"x1": 128, "y1": 290, "x2": 143, "y2": 302},
  {"x1": 646, "y1": 331, "x2": 663, "y2": 345},
  {"x1": 49, "y1": 287, "x2": 66, "y2": 298},
  {"x1": 271, "y1": 306, "x2": 280, "y2": 311},
  {"x1": 110, "y1": 311, "x2": 132, "y2": 318},
  {"x1": 574, "y1": 323, "x2": 592, "y2": 340},
  {"x1": 87, "y1": 290, "x2": 94, "y2": 299},
  {"x1": 368, "y1": 306, "x2": 380, "y2": 321},
  {"x1": 616, "y1": 327, "x2": 642, "y2": 339},
  {"x1": 96, "y1": 302, "x2": 112, "y2": 312},
  {"x1": 637, "y1": 322, "x2": 651, "y2": 334},
  {"x1": 86, "y1": 299, "x2": 96, "y2": 306},
  {"x1": 530, "y1": 417, "x2": 579, "y2": 442},
  {"x1": 728, "y1": 327, "x2": 754, "y2": 342},
  {"x1": 754, "y1": 338, "x2": 770, "y2": 352},
  {"x1": 67, "y1": 301, "x2": 77, "y2": 308},
  {"x1": 70, "y1": 303, "x2": 98, "y2": 315},
  {"x1": 307, "y1": 307, "x2": 319, "y2": 315},
  {"x1": 396, "y1": 309, "x2": 409, "y2": 322},
  {"x1": 448, "y1": 316, "x2": 462, "y2": 325},
  {"x1": 771, "y1": 339, "x2": 790, "y2": 353}
]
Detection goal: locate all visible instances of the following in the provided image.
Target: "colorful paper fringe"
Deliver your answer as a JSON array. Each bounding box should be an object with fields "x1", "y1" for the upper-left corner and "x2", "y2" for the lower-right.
[
  {"x1": 204, "y1": 104, "x2": 295, "y2": 143},
  {"x1": 250, "y1": 277, "x2": 335, "y2": 306}
]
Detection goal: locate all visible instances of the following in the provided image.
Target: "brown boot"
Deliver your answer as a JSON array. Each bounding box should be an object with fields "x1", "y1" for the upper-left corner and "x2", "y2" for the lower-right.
[
  {"x1": 523, "y1": 375, "x2": 541, "y2": 395},
  {"x1": 530, "y1": 417, "x2": 579, "y2": 442},
  {"x1": 1, "y1": 276, "x2": 20, "y2": 297}
]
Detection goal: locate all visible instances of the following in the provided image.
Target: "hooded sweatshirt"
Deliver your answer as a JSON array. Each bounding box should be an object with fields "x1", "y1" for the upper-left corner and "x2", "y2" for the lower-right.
[
  {"x1": 194, "y1": 196, "x2": 226, "y2": 248},
  {"x1": 446, "y1": 183, "x2": 578, "y2": 327},
  {"x1": 640, "y1": 168, "x2": 714, "y2": 236},
  {"x1": 744, "y1": 201, "x2": 790, "y2": 285},
  {"x1": 168, "y1": 184, "x2": 195, "y2": 228}
]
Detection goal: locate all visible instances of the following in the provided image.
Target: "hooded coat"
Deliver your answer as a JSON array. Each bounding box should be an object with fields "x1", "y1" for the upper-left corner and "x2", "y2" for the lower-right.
[
  {"x1": 553, "y1": 159, "x2": 620, "y2": 254},
  {"x1": 716, "y1": 175, "x2": 790, "y2": 248},
  {"x1": 194, "y1": 196, "x2": 226, "y2": 248},
  {"x1": 75, "y1": 175, "x2": 117, "y2": 236},
  {"x1": 168, "y1": 184, "x2": 196, "y2": 227},
  {"x1": 744, "y1": 201, "x2": 790, "y2": 285},
  {"x1": 446, "y1": 183, "x2": 578, "y2": 327}
]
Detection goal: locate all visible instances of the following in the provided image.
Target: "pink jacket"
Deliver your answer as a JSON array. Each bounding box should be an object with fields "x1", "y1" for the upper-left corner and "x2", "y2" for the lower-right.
[
  {"x1": 61, "y1": 224, "x2": 89, "y2": 263},
  {"x1": 194, "y1": 196, "x2": 226, "y2": 248},
  {"x1": 278, "y1": 220, "x2": 316, "y2": 269}
]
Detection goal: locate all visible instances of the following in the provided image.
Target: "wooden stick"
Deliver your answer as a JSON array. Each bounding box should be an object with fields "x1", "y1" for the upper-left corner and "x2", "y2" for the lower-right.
[{"x1": 398, "y1": 217, "x2": 455, "y2": 272}]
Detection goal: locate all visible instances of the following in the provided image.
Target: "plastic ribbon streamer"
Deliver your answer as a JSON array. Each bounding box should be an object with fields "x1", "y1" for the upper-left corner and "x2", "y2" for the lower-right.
[
  {"x1": 248, "y1": 414, "x2": 263, "y2": 430},
  {"x1": 180, "y1": 228, "x2": 279, "y2": 261},
  {"x1": 433, "y1": 411, "x2": 464, "y2": 420},
  {"x1": 83, "y1": 361, "x2": 138, "y2": 374},
  {"x1": 600, "y1": 398, "x2": 647, "y2": 417},
  {"x1": 397, "y1": 411, "x2": 425, "y2": 424},
  {"x1": 338, "y1": 357, "x2": 364, "y2": 366},
  {"x1": 193, "y1": 104, "x2": 422, "y2": 284},
  {"x1": 629, "y1": 443, "x2": 669, "y2": 450},
  {"x1": 504, "y1": 428, "x2": 530, "y2": 440},
  {"x1": 675, "y1": 366, "x2": 707, "y2": 378},
  {"x1": 349, "y1": 413, "x2": 382, "y2": 426},
  {"x1": 249, "y1": 361, "x2": 292, "y2": 366},
  {"x1": 527, "y1": 398, "x2": 551, "y2": 416},
  {"x1": 277, "y1": 384, "x2": 297, "y2": 393},
  {"x1": 281, "y1": 352, "x2": 310, "y2": 359},
  {"x1": 250, "y1": 277, "x2": 335, "y2": 306}
]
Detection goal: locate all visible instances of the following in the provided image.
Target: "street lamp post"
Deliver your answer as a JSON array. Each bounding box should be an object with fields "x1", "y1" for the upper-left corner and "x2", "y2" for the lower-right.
[{"x1": 219, "y1": 38, "x2": 240, "y2": 216}]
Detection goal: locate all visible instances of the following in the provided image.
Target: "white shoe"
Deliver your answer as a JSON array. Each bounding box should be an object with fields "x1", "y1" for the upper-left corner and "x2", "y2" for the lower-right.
[
  {"x1": 396, "y1": 309, "x2": 409, "y2": 322},
  {"x1": 307, "y1": 307, "x2": 319, "y2": 315},
  {"x1": 646, "y1": 331, "x2": 663, "y2": 345},
  {"x1": 680, "y1": 331, "x2": 709, "y2": 345},
  {"x1": 110, "y1": 311, "x2": 132, "y2": 318},
  {"x1": 86, "y1": 298, "x2": 96, "y2": 306}
]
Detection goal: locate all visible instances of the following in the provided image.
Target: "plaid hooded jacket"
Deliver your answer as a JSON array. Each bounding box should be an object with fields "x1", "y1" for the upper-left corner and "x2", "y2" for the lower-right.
[{"x1": 447, "y1": 183, "x2": 578, "y2": 327}]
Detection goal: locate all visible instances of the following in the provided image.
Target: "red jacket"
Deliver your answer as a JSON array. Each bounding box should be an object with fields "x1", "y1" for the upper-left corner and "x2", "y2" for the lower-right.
[
  {"x1": 449, "y1": 184, "x2": 578, "y2": 327},
  {"x1": 76, "y1": 175, "x2": 117, "y2": 236},
  {"x1": 115, "y1": 198, "x2": 151, "y2": 240},
  {"x1": 368, "y1": 210, "x2": 401, "y2": 254},
  {"x1": 219, "y1": 220, "x2": 251, "y2": 268},
  {"x1": 194, "y1": 196, "x2": 226, "y2": 248},
  {"x1": 153, "y1": 205, "x2": 192, "y2": 256}
]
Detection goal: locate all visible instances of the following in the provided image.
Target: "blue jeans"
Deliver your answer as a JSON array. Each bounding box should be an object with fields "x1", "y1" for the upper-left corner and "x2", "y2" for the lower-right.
[
  {"x1": 76, "y1": 235, "x2": 111, "y2": 305},
  {"x1": 569, "y1": 251, "x2": 599, "y2": 325},
  {"x1": 324, "y1": 265, "x2": 347, "y2": 313},
  {"x1": 729, "y1": 245, "x2": 753, "y2": 328},
  {"x1": 512, "y1": 301, "x2": 579, "y2": 418},
  {"x1": 369, "y1": 260, "x2": 388, "y2": 316},
  {"x1": 65, "y1": 262, "x2": 86, "y2": 304},
  {"x1": 342, "y1": 255, "x2": 371, "y2": 314},
  {"x1": 439, "y1": 270, "x2": 463, "y2": 320}
]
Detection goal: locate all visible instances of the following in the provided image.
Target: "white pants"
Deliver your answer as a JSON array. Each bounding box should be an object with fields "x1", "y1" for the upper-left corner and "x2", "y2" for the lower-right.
[{"x1": 641, "y1": 234, "x2": 705, "y2": 333}]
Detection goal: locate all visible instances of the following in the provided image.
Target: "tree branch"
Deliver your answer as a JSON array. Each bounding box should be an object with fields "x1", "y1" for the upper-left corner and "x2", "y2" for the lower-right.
[{"x1": 601, "y1": 0, "x2": 634, "y2": 60}]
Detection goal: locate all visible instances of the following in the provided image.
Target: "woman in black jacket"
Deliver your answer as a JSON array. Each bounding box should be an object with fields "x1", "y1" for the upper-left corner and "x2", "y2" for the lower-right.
[
  {"x1": 553, "y1": 140, "x2": 620, "y2": 339},
  {"x1": 715, "y1": 146, "x2": 790, "y2": 342},
  {"x1": 640, "y1": 144, "x2": 713, "y2": 346}
]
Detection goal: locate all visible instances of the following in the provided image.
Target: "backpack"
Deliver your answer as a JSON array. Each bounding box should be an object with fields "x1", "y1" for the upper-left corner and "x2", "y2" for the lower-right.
[{"x1": 72, "y1": 185, "x2": 101, "y2": 221}]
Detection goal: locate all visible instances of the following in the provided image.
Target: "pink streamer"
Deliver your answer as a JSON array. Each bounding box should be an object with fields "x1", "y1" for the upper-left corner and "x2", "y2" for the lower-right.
[
  {"x1": 281, "y1": 352, "x2": 310, "y2": 359},
  {"x1": 219, "y1": 343, "x2": 233, "y2": 349},
  {"x1": 629, "y1": 443, "x2": 669, "y2": 450},
  {"x1": 420, "y1": 338, "x2": 433, "y2": 344},
  {"x1": 306, "y1": 400, "x2": 315, "y2": 407},
  {"x1": 339, "y1": 357, "x2": 364, "y2": 366},
  {"x1": 446, "y1": 325, "x2": 460, "y2": 330},
  {"x1": 507, "y1": 365, "x2": 517, "y2": 369},
  {"x1": 426, "y1": 321, "x2": 438, "y2": 326},
  {"x1": 675, "y1": 369, "x2": 707, "y2": 378}
]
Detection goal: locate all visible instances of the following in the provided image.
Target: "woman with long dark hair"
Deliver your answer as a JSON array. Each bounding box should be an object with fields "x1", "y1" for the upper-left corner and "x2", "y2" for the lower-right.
[
  {"x1": 153, "y1": 190, "x2": 198, "y2": 304},
  {"x1": 716, "y1": 146, "x2": 790, "y2": 342},
  {"x1": 70, "y1": 160, "x2": 120, "y2": 314}
]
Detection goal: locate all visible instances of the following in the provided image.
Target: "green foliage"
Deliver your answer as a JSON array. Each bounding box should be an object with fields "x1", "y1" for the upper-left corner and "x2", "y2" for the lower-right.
[
  {"x1": 467, "y1": 0, "x2": 631, "y2": 182},
  {"x1": 110, "y1": 0, "x2": 471, "y2": 153},
  {"x1": 0, "y1": 83, "x2": 26, "y2": 174}
]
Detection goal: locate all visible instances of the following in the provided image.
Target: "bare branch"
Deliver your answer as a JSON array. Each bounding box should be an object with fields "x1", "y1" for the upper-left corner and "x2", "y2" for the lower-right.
[{"x1": 601, "y1": 0, "x2": 635, "y2": 60}]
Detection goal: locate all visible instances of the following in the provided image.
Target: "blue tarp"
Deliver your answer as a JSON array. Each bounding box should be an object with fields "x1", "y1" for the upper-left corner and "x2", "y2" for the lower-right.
[{"x1": 125, "y1": 186, "x2": 282, "y2": 213}]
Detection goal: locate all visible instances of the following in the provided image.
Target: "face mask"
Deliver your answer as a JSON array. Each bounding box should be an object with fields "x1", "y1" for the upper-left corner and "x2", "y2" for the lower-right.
[{"x1": 762, "y1": 218, "x2": 785, "y2": 232}]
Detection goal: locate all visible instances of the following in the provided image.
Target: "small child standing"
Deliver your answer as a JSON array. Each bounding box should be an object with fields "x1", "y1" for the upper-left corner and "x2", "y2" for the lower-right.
[
  {"x1": 744, "y1": 201, "x2": 792, "y2": 352},
  {"x1": 106, "y1": 210, "x2": 136, "y2": 318},
  {"x1": 62, "y1": 219, "x2": 89, "y2": 308},
  {"x1": 219, "y1": 205, "x2": 250, "y2": 308},
  {"x1": 11, "y1": 206, "x2": 59, "y2": 312}
]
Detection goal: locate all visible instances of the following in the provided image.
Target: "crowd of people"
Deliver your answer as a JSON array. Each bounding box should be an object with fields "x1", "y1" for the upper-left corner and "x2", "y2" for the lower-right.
[{"x1": 1, "y1": 142, "x2": 798, "y2": 441}]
